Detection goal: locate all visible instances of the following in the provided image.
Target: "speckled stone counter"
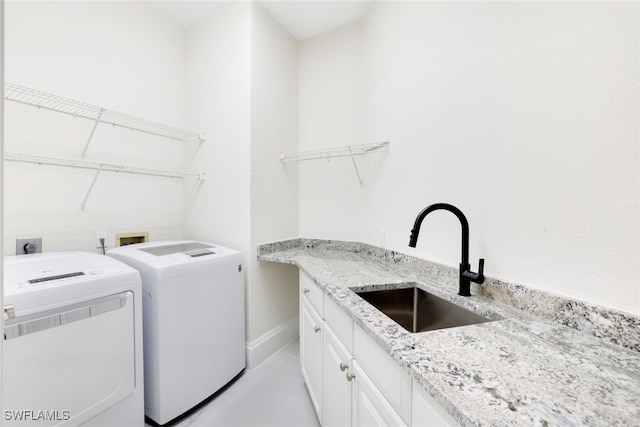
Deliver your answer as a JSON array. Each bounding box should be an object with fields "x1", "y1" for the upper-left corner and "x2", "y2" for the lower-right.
[{"x1": 257, "y1": 239, "x2": 640, "y2": 427}]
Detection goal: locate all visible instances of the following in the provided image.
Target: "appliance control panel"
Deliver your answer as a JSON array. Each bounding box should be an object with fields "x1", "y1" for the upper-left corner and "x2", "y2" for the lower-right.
[{"x1": 16, "y1": 268, "x2": 109, "y2": 290}]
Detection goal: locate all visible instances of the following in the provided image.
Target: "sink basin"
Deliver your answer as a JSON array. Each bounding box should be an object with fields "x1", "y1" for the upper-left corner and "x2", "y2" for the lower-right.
[{"x1": 354, "y1": 285, "x2": 491, "y2": 333}]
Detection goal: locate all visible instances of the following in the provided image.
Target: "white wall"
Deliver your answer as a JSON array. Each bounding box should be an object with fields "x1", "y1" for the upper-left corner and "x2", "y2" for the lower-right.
[
  {"x1": 299, "y1": 1, "x2": 640, "y2": 314},
  {"x1": 249, "y1": 2, "x2": 299, "y2": 356},
  {"x1": 183, "y1": 1, "x2": 253, "y2": 364},
  {"x1": 184, "y1": 2, "x2": 299, "y2": 366},
  {"x1": 299, "y1": 21, "x2": 370, "y2": 241},
  {"x1": 4, "y1": 1, "x2": 187, "y2": 253},
  {"x1": 183, "y1": 2, "x2": 251, "y2": 254}
]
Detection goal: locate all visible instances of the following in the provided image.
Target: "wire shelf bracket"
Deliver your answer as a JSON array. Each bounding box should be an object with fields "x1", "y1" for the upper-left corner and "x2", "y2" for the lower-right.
[
  {"x1": 279, "y1": 141, "x2": 389, "y2": 186},
  {"x1": 81, "y1": 108, "x2": 104, "y2": 158}
]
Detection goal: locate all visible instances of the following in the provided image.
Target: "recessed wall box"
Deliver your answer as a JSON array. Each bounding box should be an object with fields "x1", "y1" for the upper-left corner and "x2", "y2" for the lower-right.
[
  {"x1": 16, "y1": 237, "x2": 42, "y2": 255},
  {"x1": 116, "y1": 232, "x2": 149, "y2": 247}
]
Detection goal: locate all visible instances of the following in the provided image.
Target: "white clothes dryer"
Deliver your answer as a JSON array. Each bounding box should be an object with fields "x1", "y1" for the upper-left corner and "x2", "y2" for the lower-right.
[
  {"x1": 3, "y1": 252, "x2": 144, "y2": 427},
  {"x1": 108, "y1": 240, "x2": 245, "y2": 425}
]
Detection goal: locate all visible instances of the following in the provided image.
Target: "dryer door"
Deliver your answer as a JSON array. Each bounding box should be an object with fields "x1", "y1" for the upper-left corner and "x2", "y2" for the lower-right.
[{"x1": 3, "y1": 291, "x2": 135, "y2": 427}]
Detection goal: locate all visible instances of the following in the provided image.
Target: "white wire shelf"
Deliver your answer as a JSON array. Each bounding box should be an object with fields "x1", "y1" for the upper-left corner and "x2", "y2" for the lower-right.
[
  {"x1": 279, "y1": 141, "x2": 389, "y2": 186},
  {"x1": 5, "y1": 152, "x2": 205, "y2": 210},
  {"x1": 4, "y1": 152, "x2": 206, "y2": 180},
  {"x1": 4, "y1": 82, "x2": 205, "y2": 142},
  {"x1": 279, "y1": 141, "x2": 389, "y2": 162}
]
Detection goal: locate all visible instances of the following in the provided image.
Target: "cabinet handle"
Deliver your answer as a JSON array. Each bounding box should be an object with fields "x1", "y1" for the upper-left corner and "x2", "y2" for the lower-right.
[
  {"x1": 314, "y1": 326, "x2": 321, "y2": 333},
  {"x1": 303, "y1": 288, "x2": 310, "y2": 294},
  {"x1": 346, "y1": 372, "x2": 356, "y2": 382},
  {"x1": 339, "y1": 362, "x2": 349, "y2": 372}
]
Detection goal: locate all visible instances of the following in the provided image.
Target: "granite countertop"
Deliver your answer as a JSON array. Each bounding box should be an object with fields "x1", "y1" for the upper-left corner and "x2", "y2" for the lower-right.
[{"x1": 257, "y1": 239, "x2": 640, "y2": 427}]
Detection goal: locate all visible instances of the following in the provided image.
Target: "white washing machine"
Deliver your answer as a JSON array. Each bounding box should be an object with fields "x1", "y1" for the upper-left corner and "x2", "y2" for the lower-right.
[
  {"x1": 107, "y1": 240, "x2": 245, "y2": 425},
  {"x1": 3, "y1": 252, "x2": 144, "y2": 427}
]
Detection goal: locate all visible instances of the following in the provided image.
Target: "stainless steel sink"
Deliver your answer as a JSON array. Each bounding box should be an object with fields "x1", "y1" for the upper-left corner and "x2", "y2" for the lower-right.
[{"x1": 354, "y1": 286, "x2": 491, "y2": 333}]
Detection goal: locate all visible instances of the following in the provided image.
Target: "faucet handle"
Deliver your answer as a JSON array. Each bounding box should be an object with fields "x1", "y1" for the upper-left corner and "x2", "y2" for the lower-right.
[
  {"x1": 474, "y1": 258, "x2": 485, "y2": 284},
  {"x1": 462, "y1": 258, "x2": 485, "y2": 284}
]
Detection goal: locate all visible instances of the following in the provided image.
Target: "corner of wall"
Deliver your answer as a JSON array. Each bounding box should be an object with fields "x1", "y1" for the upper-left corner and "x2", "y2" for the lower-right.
[{"x1": 245, "y1": 315, "x2": 299, "y2": 369}]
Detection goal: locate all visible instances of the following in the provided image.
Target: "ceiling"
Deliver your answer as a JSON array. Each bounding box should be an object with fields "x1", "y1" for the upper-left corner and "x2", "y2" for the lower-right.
[{"x1": 141, "y1": 1, "x2": 373, "y2": 40}]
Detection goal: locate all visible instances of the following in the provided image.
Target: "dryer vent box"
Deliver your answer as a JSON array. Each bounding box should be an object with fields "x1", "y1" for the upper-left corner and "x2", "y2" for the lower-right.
[
  {"x1": 116, "y1": 232, "x2": 149, "y2": 247},
  {"x1": 16, "y1": 237, "x2": 42, "y2": 255}
]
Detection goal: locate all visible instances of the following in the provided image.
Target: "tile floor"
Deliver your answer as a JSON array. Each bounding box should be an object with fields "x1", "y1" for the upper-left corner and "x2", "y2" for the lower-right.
[{"x1": 145, "y1": 338, "x2": 320, "y2": 427}]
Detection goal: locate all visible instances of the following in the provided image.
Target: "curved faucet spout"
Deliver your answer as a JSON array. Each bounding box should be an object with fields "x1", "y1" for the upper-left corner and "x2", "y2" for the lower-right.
[
  {"x1": 409, "y1": 203, "x2": 484, "y2": 296},
  {"x1": 409, "y1": 203, "x2": 469, "y2": 265}
]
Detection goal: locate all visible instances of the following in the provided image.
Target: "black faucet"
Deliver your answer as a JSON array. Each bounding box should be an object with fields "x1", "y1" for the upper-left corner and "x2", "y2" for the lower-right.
[{"x1": 409, "y1": 203, "x2": 485, "y2": 296}]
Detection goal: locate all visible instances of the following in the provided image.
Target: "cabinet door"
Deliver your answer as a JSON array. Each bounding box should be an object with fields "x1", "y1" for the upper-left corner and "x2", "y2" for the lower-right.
[
  {"x1": 412, "y1": 381, "x2": 460, "y2": 427},
  {"x1": 351, "y1": 360, "x2": 407, "y2": 427},
  {"x1": 301, "y1": 297, "x2": 324, "y2": 422},
  {"x1": 323, "y1": 326, "x2": 352, "y2": 427},
  {"x1": 353, "y1": 325, "x2": 412, "y2": 423}
]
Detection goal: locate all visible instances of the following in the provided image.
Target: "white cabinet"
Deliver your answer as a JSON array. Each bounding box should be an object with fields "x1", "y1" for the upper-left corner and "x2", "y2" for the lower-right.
[
  {"x1": 322, "y1": 326, "x2": 353, "y2": 427},
  {"x1": 351, "y1": 360, "x2": 408, "y2": 427},
  {"x1": 411, "y1": 381, "x2": 460, "y2": 427},
  {"x1": 299, "y1": 273, "x2": 459, "y2": 427},
  {"x1": 353, "y1": 324, "x2": 412, "y2": 425},
  {"x1": 300, "y1": 287, "x2": 324, "y2": 422}
]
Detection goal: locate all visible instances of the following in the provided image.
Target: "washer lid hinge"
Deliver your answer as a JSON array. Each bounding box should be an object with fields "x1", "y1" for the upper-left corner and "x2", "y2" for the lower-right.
[{"x1": 4, "y1": 305, "x2": 16, "y2": 319}]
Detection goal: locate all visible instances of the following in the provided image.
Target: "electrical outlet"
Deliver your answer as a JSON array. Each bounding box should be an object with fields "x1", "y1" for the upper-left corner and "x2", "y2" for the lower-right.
[
  {"x1": 96, "y1": 231, "x2": 107, "y2": 249},
  {"x1": 16, "y1": 237, "x2": 42, "y2": 255}
]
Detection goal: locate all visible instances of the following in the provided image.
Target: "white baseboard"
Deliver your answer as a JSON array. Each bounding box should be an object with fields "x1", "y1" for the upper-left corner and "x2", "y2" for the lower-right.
[{"x1": 245, "y1": 315, "x2": 299, "y2": 369}]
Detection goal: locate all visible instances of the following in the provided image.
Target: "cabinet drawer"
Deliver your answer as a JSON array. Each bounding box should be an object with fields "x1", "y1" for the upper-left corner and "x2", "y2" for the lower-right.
[
  {"x1": 300, "y1": 272, "x2": 323, "y2": 316},
  {"x1": 324, "y1": 295, "x2": 353, "y2": 353},
  {"x1": 354, "y1": 324, "x2": 412, "y2": 424}
]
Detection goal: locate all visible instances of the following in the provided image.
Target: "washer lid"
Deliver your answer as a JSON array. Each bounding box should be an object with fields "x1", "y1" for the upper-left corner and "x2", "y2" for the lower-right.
[
  {"x1": 107, "y1": 240, "x2": 242, "y2": 279},
  {"x1": 138, "y1": 241, "x2": 215, "y2": 257}
]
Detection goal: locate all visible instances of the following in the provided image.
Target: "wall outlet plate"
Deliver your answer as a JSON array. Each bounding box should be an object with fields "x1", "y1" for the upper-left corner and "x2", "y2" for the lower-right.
[
  {"x1": 96, "y1": 231, "x2": 107, "y2": 249},
  {"x1": 16, "y1": 237, "x2": 42, "y2": 255}
]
